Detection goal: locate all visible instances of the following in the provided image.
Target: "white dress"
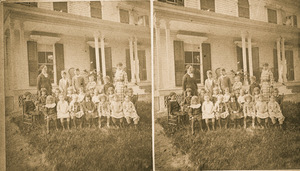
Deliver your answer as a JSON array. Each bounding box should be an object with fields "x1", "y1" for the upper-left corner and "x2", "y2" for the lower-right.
[
  {"x1": 268, "y1": 101, "x2": 285, "y2": 121},
  {"x1": 123, "y1": 101, "x2": 140, "y2": 121},
  {"x1": 98, "y1": 101, "x2": 111, "y2": 117},
  {"x1": 57, "y1": 101, "x2": 70, "y2": 119},
  {"x1": 202, "y1": 101, "x2": 215, "y2": 119},
  {"x1": 223, "y1": 93, "x2": 231, "y2": 103},
  {"x1": 255, "y1": 101, "x2": 269, "y2": 119},
  {"x1": 110, "y1": 101, "x2": 124, "y2": 119},
  {"x1": 77, "y1": 93, "x2": 85, "y2": 103}
]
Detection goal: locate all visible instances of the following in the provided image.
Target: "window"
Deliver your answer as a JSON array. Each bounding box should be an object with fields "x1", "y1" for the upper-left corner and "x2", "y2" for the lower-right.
[
  {"x1": 38, "y1": 44, "x2": 55, "y2": 83},
  {"x1": 136, "y1": 15, "x2": 149, "y2": 26},
  {"x1": 53, "y1": 2, "x2": 68, "y2": 13},
  {"x1": 285, "y1": 15, "x2": 297, "y2": 27},
  {"x1": 90, "y1": 1, "x2": 102, "y2": 19},
  {"x1": 16, "y1": 2, "x2": 37, "y2": 7},
  {"x1": 238, "y1": 0, "x2": 249, "y2": 19},
  {"x1": 268, "y1": 9, "x2": 277, "y2": 24},
  {"x1": 200, "y1": 0, "x2": 215, "y2": 12},
  {"x1": 185, "y1": 51, "x2": 201, "y2": 83},
  {"x1": 120, "y1": 9, "x2": 130, "y2": 24},
  {"x1": 157, "y1": 0, "x2": 184, "y2": 6}
]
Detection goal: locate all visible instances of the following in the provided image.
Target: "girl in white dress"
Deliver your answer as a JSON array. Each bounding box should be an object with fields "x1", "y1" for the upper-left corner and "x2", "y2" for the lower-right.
[
  {"x1": 98, "y1": 94, "x2": 111, "y2": 128},
  {"x1": 123, "y1": 95, "x2": 140, "y2": 128},
  {"x1": 232, "y1": 75, "x2": 243, "y2": 94},
  {"x1": 110, "y1": 94, "x2": 124, "y2": 128},
  {"x1": 204, "y1": 70, "x2": 215, "y2": 96},
  {"x1": 255, "y1": 94, "x2": 269, "y2": 128},
  {"x1": 57, "y1": 94, "x2": 70, "y2": 130},
  {"x1": 268, "y1": 95, "x2": 285, "y2": 129},
  {"x1": 243, "y1": 94, "x2": 256, "y2": 129},
  {"x1": 202, "y1": 94, "x2": 215, "y2": 131},
  {"x1": 77, "y1": 87, "x2": 85, "y2": 103},
  {"x1": 223, "y1": 87, "x2": 231, "y2": 104}
]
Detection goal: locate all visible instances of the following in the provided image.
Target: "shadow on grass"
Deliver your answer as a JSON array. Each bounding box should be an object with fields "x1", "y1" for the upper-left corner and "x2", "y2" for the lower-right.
[
  {"x1": 157, "y1": 101, "x2": 300, "y2": 170},
  {"x1": 9, "y1": 101, "x2": 152, "y2": 171}
]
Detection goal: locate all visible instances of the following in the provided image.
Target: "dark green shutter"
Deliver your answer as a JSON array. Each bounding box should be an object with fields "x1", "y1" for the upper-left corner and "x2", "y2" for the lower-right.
[
  {"x1": 285, "y1": 50, "x2": 294, "y2": 81},
  {"x1": 105, "y1": 47, "x2": 112, "y2": 79},
  {"x1": 273, "y1": 49, "x2": 278, "y2": 82},
  {"x1": 202, "y1": 43, "x2": 211, "y2": 81},
  {"x1": 27, "y1": 41, "x2": 38, "y2": 86},
  {"x1": 55, "y1": 43, "x2": 65, "y2": 84},
  {"x1": 252, "y1": 47, "x2": 260, "y2": 82},
  {"x1": 174, "y1": 40, "x2": 185, "y2": 86}
]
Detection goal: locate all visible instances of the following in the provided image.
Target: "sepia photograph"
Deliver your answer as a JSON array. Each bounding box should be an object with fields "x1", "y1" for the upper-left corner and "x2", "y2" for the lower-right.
[
  {"x1": 0, "y1": 0, "x2": 152, "y2": 170},
  {"x1": 153, "y1": 0, "x2": 300, "y2": 170}
]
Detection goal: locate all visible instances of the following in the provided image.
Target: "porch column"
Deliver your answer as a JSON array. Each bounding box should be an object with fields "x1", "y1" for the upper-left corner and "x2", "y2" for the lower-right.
[
  {"x1": 134, "y1": 37, "x2": 140, "y2": 83},
  {"x1": 94, "y1": 33, "x2": 101, "y2": 74},
  {"x1": 10, "y1": 20, "x2": 16, "y2": 90},
  {"x1": 155, "y1": 19, "x2": 160, "y2": 91},
  {"x1": 247, "y1": 36, "x2": 253, "y2": 77},
  {"x1": 165, "y1": 21, "x2": 172, "y2": 87},
  {"x1": 199, "y1": 43, "x2": 204, "y2": 85},
  {"x1": 129, "y1": 38, "x2": 136, "y2": 83},
  {"x1": 100, "y1": 35, "x2": 106, "y2": 77},
  {"x1": 241, "y1": 34, "x2": 248, "y2": 84},
  {"x1": 281, "y1": 38, "x2": 287, "y2": 82},
  {"x1": 276, "y1": 38, "x2": 282, "y2": 83}
]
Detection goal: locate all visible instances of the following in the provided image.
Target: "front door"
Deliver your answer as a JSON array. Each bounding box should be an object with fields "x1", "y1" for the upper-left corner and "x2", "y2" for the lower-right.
[
  {"x1": 285, "y1": 50, "x2": 294, "y2": 81},
  {"x1": 89, "y1": 47, "x2": 112, "y2": 79}
]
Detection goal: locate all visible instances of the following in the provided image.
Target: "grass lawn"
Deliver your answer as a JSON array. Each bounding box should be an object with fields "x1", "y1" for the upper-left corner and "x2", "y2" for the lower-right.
[
  {"x1": 7, "y1": 101, "x2": 152, "y2": 171},
  {"x1": 157, "y1": 101, "x2": 300, "y2": 170}
]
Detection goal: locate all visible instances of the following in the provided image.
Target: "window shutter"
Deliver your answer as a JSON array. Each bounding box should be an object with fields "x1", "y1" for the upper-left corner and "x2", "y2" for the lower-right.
[
  {"x1": 202, "y1": 43, "x2": 212, "y2": 81},
  {"x1": 174, "y1": 40, "x2": 185, "y2": 86},
  {"x1": 105, "y1": 47, "x2": 113, "y2": 79},
  {"x1": 89, "y1": 46, "x2": 96, "y2": 71},
  {"x1": 252, "y1": 47, "x2": 260, "y2": 82},
  {"x1": 236, "y1": 46, "x2": 243, "y2": 70},
  {"x1": 120, "y1": 9, "x2": 129, "y2": 24},
  {"x1": 126, "y1": 49, "x2": 132, "y2": 82},
  {"x1": 138, "y1": 50, "x2": 147, "y2": 81},
  {"x1": 55, "y1": 43, "x2": 65, "y2": 84},
  {"x1": 27, "y1": 41, "x2": 38, "y2": 86},
  {"x1": 273, "y1": 49, "x2": 278, "y2": 82}
]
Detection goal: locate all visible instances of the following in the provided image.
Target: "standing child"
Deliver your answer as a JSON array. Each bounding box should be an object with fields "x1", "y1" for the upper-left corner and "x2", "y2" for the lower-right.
[
  {"x1": 59, "y1": 70, "x2": 70, "y2": 96},
  {"x1": 92, "y1": 89, "x2": 100, "y2": 106},
  {"x1": 107, "y1": 87, "x2": 115, "y2": 104},
  {"x1": 86, "y1": 74, "x2": 97, "y2": 95},
  {"x1": 228, "y1": 95, "x2": 243, "y2": 128},
  {"x1": 214, "y1": 95, "x2": 229, "y2": 129},
  {"x1": 188, "y1": 96, "x2": 202, "y2": 134},
  {"x1": 260, "y1": 63, "x2": 274, "y2": 101},
  {"x1": 44, "y1": 95, "x2": 58, "y2": 133},
  {"x1": 268, "y1": 95, "x2": 285, "y2": 129},
  {"x1": 223, "y1": 87, "x2": 231, "y2": 104},
  {"x1": 237, "y1": 89, "x2": 246, "y2": 106},
  {"x1": 69, "y1": 95, "x2": 84, "y2": 129},
  {"x1": 77, "y1": 87, "x2": 86, "y2": 103},
  {"x1": 218, "y1": 68, "x2": 232, "y2": 93},
  {"x1": 57, "y1": 94, "x2": 70, "y2": 130},
  {"x1": 253, "y1": 87, "x2": 260, "y2": 104},
  {"x1": 198, "y1": 88, "x2": 206, "y2": 105},
  {"x1": 82, "y1": 95, "x2": 97, "y2": 128},
  {"x1": 103, "y1": 76, "x2": 115, "y2": 95},
  {"x1": 255, "y1": 94, "x2": 269, "y2": 128},
  {"x1": 37, "y1": 88, "x2": 47, "y2": 116},
  {"x1": 123, "y1": 95, "x2": 140, "y2": 128},
  {"x1": 65, "y1": 87, "x2": 74, "y2": 104},
  {"x1": 232, "y1": 75, "x2": 243, "y2": 94},
  {"x1": 72, "y1": 68, "x2": 85, "y2": 93},
  {"x1": 53, "y1": 88, "x2": 61, "y2": 104},
  {"x1": 243, "y1": 94, "x2": 256, "y2": 128},
  {"x1": 110, "y1": 95, "x2": 124, "y2": 128},
  {"x1": 202, "y1": 94, "x2": 215, "y2": 131},
  {"x1": 249, "y1": 76, "x2": 260, "y2": 96},
  {"x1": 211, "y1": 87, "x2": 220, "y2": 104},
  {"x1": 98, "y1": 94, "x2": 111, "y2": 128},
  {"x1": 181, "y1": 88, "x2": 193, "y2": 115},
  {"x1": 204, "y1": 70, "x2": 215, "y2": 96}
]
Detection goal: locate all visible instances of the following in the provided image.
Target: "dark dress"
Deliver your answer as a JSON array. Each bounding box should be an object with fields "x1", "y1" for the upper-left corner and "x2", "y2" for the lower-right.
[
  {"x1": 24, "y1": 100, "x2": 36, "y2": 114},
  {"x1": 182, "y1": 73, "x2": 198, "y2": 96},
  {"x1": 169, "y1": 100, "x2": 181, "y2": 115},
  {"x1": 37, "y1": 73, "x2": 52, "y2": 95}
]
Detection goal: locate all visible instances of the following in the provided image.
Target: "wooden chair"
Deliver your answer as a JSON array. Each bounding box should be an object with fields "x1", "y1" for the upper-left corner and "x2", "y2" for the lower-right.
[{"x1": 20, "y1": 94, "x2": 39, "y2": 125}]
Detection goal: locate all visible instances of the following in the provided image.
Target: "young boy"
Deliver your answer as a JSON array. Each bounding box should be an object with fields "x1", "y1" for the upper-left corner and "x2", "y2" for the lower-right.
[
  {"x1": 24, "y1": 92, "x2": 39, "y2": 119},
  {"x1": 168, "y1": 92, "x2": 184, "y2": 124},
  {"x1": 218, "y1": 68, "x2": 232, "y2": 93},
  {"x1": 273, "y1": 88, "x2": 283, "y2": 109},
  {"x1": 249, "y1": 76, "x2": 260, "y2": 96},
  {"x1": 72, "y1": 68, "x2": 85, "y2": 93},
  {"x1": 126, "y1": 88, "x2": 138, "y2": 108}
]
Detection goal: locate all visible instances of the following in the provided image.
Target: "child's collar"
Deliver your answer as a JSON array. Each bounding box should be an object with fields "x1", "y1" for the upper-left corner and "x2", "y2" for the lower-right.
[
  {"x1": 45, "y1": 103, "x2": 56, "y2": 108},
  {"x1": 190, "y1": 104, "x2": 201, "y2": 108}
]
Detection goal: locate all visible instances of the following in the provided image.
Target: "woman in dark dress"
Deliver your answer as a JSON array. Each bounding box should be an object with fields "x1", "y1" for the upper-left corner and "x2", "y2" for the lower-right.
[
  {"x1": 37, "y1": 65, "x2": 52, "y2": 95},
  {"x1": 182, "y1": 65, "x2": 198, "y2": 96}
]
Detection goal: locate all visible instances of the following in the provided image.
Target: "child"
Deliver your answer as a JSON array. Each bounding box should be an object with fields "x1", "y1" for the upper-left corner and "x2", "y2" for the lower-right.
[
  {"x1": 103, "y1": 76, "x2": 115, "y2": 95},
  {"x1": 260, "y1": 63, "x2": 274, "y2": 101},
  {"x1": 243, "y1": 94, "x2": 256, "y2": 129},
  {"x1": 198, "y1": 88, "x2": 206, "y2": 105},
  {"x1": 214, "y1": 95, "x2": 229, "y2": 129},
  {"x1": 53, "y1": 88, "x2": 61, "y2": 104},
  {"x1": 110, "y1": 94, "x2": 124, "y2": 128},
  {"x1": 202, "y1": 94, "x2": 215, "y2": 131},
  {"x1": 57, "y1": 94, "x2": 70, "y2": 130},
  {"x1": 273, "y1": 88, "x2": 284, "y2": 109},
  {"x1": 249, "y1": 76, "x2": 260, "y2": 95},
  {"x1": 228, "y1": 95, "x2": 243, "y2": 128},
  {"x1": 98, "y1": 94, "x2": 111, "y2": 128},
  {"x1": 223, "y1": 87, "x2": 231, "y2": 104},
  {"x1": 126, "y1": 88, "x2": 138, "y2": 108},
  {"x1": 92, "y1": 88, "x2": 100, "y2": 105},
  {"x1": 59, "y1": 70, "x2": 70, "y2": 96},
  {"x1": 77, "y1": 87, "x2": 85, "y2": 103},
  {"x1": 188, "y1": 96, "x2": 202, "y2": 134},
  {"x1": 123, "y1": 95, "x2": 140, "y2": 128},
  {"x1": 237, "y1": 89, "x2": 246, "y2": 106},
  {"x1": 211, "y1": 87, "x2": 220, "y2": 104},
  {"x1": 86, "y1": 74, "x2": 97, "y2": 95},
  {"x1": 44, "y1": 95, "x2": 58, "y2": 133},
  {"x1": 218, "y1": 68, "x2": 232, "y2": 93},
  {"x1": 107, "y1": 87, "x2": 115, "y2": 103},
  {"x1": 204, "y1": 70, "x2": 215, "y2": 96},
  {"x1": 181, "y1": 88, "x2": 193, "y2": 114},
  {"x1": 72, "y1": 68, "x2": 85, "y2": 93},
  {"x1": 268, "y1": 95, "x2": 285, "y2": 129},
  {"x1": 23, "y1": 92, "x2": 39, "y2": 120},
  {"x1": 255, "y1": 94, "x2": 269, "y2": 128},
  {"x1": 65, "y1": 87, "x2": 74, "y2": 104},
  {"x1": 69, "y1": 95, "x2": 84, "y2": 129},
  {"x1": 232, "y1": 75, "x2": 243, "y2": 93},
  {"x1": 168, "y1": 92, "x2": 184, "y2": 124},
  {"x1": 82, "y1": 95, "x2": 97, "y2": 128},
  {"x1": 37, "y1": 88, "x2": 47, "y2": 114},
  {"x1": 253, "y1": 87, "x2": 260, "y2": 104}
]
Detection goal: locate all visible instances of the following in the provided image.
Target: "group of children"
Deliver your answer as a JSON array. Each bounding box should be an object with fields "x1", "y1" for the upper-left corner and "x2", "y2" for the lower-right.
[
  {"x1": 24, "y1": 69, "x2": 140, "y2": 134},
  {"x1": 169, "y1": 69, "x2": 285, "y2": 135}
]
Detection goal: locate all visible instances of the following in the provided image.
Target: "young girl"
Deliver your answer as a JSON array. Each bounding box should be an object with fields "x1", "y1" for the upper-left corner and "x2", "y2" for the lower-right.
[
  {"x1": 107, "y1": 87, "x2": 115, "y2": 103},
  {"x1": 103, "y1": 76, "x2": 114, "y2": 95},
  {"x1": 123, "y1": 95, "x2": 140, "y2": 128},
  {"x1": 223, "y1": 87, "x2": 231, "y2": 104},
  {"x1": 59, "y1": 70, "x2": 70, "y2": 96},
  {"x1": 204, "y1": 70, "x2": 215, "y2": 96},
  {"x1": 57, "y1": 94, "x2": 70, "y2": 130},
  {"x1": 44, "y1": 95, "x2": 58, "y2": 133},
  {"x1": 168, "y1": 92, "x2": 184, "y2": 124},
  {"x1": 228, "y1": 95, "x2": 243, "y2": 128},
  {"x1": 69, "y1": 95, "x2": 84, "y2": 129},
  {"x1": 37, "y1": 88, "x2": 47, "y2": 115},
  {"x1": 232, "y1": 75, "x2": 243, "y2": 94},
  {"x1": 82, "y1": 95, "x2": 97, "y2": 128},
  {"x1": 77, "y1": 87, "x2": 86, "y2": 103},
  {"x1": 181, "y1": 88, "x2": 193, "y2": 115},
  {"x1": 53, "y1": 88, "x2": 61, "y2": 104},
  {"x1": 198, "y1": 88, "x2": 206, "y2": 105},
  {"x1": 214, "y1": 95, "x2": 229, "y2": 129},
  {"x1": 92, "y1": 89, "x2": 100, "y2": 105},
  {"x1": 188, "y1": 96, "x2": 202, "y2": 134},
  {"x1": 268, "y1": 95, "x2": 285, "y2": 129},
  {"x1": 98, "y1": 94, "x2": 111, "y2": 128},
  {"x1": 237, "y1": 89, "x2": 246, "y2": 106},
  {"x1": 243, "y1": 94, "x2": 256, "y2": 129},
  {"x1": 260, "y1": 63, "x2": 274, "y2": 101},
  {"x1": 65, "y1": 87, "x2": 74, "y2": 104},
  {"x1": 110, "y1": 94, "x2": 124, "y2": 128},
  {"x1": 211, "y1": 87, "x2": 220, "y2": 104},
  {"x1": 202, "y1": 94, "x2": 215, "y2": 131},
  {"x1": 114, "y1": 62, "x2": 128, "y2": 102},
  {"x1": 126, "y1": 88, "x2": 138, "y2": 108},
  {"x1": 253, "y1": 87, "x2": 261, "y2": 104},
  {"x1": 23, "y1": 92, "x2": 39, "y2": 120},
  {"x1": 255, "y1": 94, "x2": 269, "y2": 128},
  {"x1": 86, "y1": 74, "x2": 97, "y2": 95}
]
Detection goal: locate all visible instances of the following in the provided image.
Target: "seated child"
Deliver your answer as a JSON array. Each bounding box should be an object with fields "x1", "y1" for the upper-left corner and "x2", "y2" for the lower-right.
[
  {"x1": 223, "y1": 87, "x2": 231, "y2": 104},
  {"x1": 232, "y1": 75, "x2": 243, "y2": 93},
  {"x1": 103, "y1": 76, "x2": 115, "y2": 95},
  {"x1": 110, "y1": 94, "x2": 124, "y2": 128},
  {"x1": 181, "y1": 88, "x2": 193, "y2": 114},
  {"x1": 37, "y1": 88, "x2": 47, "y2": 114},
  {"x1": 98, "y1": 94, "x2": 111, "y2": 128},
  {"x1": 243, "y1": 94, "x2": 256, "y2": 129},
  {"x1": 253, "y1": 87, "x2": 261, "y2": 104},
  {"x1": 23, "y1": 92, "x2": 39, "y2": 118},
  {"x1": 198, "y1": 88, "x2": 206, "y2": 105},
  {"x1": 127, "y1": 88, "x2": 138, "y2": 108},
  {"x1": 255, "y1": 94, "x2": 269, "y2": 128},
  {"x1": 86, "y1": 74, "x2": 97, "y2": 95},
  {"x1": 268, "y1": 95, "x2": 285, "y2": 129},
  {"x1": 123, "y1": 95, "x2": 140, "y2": 128},
  {"x1": 77, "y1": 87, "x2": 86, "y2": 103},
  {"x1": 214, "y1": 95, "x2": 229, "y2": 129},
  {"x1": 211, "y1": 87, "x2": 220, "y2": 104},
  {"x1": 237, "y1": 89, "x2": 246, "y2": 106},
  {"x1": 92, "y1": 89, "x2": 100, "y2": 106},
  {"x1": 249, "y1": 76, "x2": 260, "y2": 96},
  {"x1": 168, "y1": 92, "x2": 184, "y2": 123},
  {"x1": 69, "y1": 95, "x2": 84, "y2": 129},
  {"x1": 44, "y1": 95, "x2": 58, "y2": 133},
  {"x1": 57, "y1": 94, "x2": 70, "y2": 130},
  {"x1": 202, "y1": 93, "x2": 215, "y2": 131},
  {"x1": 188, "y1": 96, "x2": 203, "y2": 134},
  {"x1": 107, "y1": 87, "x2": 115, "y2": 104},
  {"x1": 228, "y1": 95, "x2": 243, "y2": 128},
  {"x1": 82, "y1": 95, "x2": 97, "y2": 128},
  {"x1": 273, "y1": 88, "x2": 284, "y2": 109},
  {"x1": 65, "y1": 87, "x2": 74, "y2": 104}
]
